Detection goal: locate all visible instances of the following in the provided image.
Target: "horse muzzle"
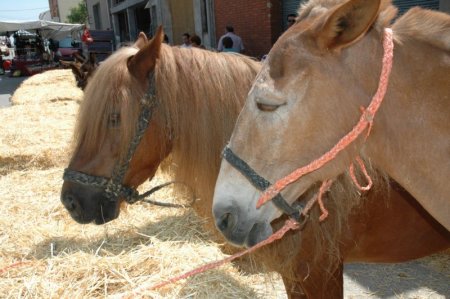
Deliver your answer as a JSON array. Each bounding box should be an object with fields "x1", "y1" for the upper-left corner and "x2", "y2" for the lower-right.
[{"x1": 61, "y1": 180, "x2": 120, "y2": 224}]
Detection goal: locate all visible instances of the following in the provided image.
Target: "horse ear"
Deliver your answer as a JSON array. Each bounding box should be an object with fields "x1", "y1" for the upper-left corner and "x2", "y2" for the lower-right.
[
  {"x1": 316, "y1": 0, "x2": 381, "y2": 50},
  {"x1": 127, "y1": 26, "x2": 164, "y2": 82},
  {"x1": 133, "y1": 32, "x2": 148, "y2": 49}
]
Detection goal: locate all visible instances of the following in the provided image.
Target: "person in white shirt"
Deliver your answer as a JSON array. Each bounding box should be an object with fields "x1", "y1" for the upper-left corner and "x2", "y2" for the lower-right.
[
  {"x1": 181, "y1": 33, "x2": 192, "y2": 48},
  {"x1": 217, "y1": 26, "x2": 244, "y2": 53}
]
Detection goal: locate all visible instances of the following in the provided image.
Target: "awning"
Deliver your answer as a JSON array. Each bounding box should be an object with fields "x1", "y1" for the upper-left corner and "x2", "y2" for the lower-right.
[{"x1": 0, "y1": 20, "x2": 84, "y2": 39}]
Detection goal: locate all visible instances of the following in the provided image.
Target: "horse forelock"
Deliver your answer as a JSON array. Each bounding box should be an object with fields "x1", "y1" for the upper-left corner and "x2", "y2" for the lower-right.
[
  {"x1": 71, "y1": 47, "x2": 144, "y2": 163},
  {"x1": 298, "y1": 0, "x2": 397, "y2": 28}
]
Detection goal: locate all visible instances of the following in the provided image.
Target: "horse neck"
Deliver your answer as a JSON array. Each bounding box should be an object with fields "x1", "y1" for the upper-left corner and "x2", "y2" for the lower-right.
[{"x1": 362, "y1": 30, "x2": 450, "y2": 231}]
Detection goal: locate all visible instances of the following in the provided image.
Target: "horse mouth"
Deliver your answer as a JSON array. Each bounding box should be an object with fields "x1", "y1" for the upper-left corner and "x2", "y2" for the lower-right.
[
  {"x1": 94, "y1": 205, "x2": 120, "y2": 224},
  {"x1": 60, "y1": 183, "x2": 121, "y2": 225},
  {"x1": 66, "y1": 205, "x2": 119, "y2": 225},
  {"x1": 244, "y1": 222, "x2": 273, "y2": 248}
]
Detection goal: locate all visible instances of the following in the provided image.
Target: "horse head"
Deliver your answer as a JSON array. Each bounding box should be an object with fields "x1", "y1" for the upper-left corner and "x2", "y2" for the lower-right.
[
  {"x1": 61, "y1": 27, "x2": 172, "y2": 224},
  {"x1": 212, "y1": 0, "x2": 397, "y2": 247},
  {"x1": 67, "y1": 51, "x2": 99, "y2": 90}
]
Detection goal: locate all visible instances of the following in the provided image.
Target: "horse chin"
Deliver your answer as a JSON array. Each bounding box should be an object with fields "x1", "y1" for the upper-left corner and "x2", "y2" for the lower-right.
[{"x1": 93, "y1": 205, "x2": 120, "y2": 224}]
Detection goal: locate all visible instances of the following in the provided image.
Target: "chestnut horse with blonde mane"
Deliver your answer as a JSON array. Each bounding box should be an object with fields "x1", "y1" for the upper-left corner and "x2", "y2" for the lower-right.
[
  {"x1": 213, "y1": 0, "x2": 449, "y2": 297},
  {"x1": 61, "y1": 24, "x2": 448, "y2": 299}
]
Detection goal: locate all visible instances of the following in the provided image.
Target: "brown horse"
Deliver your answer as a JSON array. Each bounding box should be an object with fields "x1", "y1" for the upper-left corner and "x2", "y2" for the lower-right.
[
  {"x1": 213, "y1": 0, "x2": 449, "y2": 297},
  {"x1": 60, "y1": 27, "x2": 448, "y2": 298},
  {"x1": 60, "y1": 52, "x2": 98, "y2": 90}
]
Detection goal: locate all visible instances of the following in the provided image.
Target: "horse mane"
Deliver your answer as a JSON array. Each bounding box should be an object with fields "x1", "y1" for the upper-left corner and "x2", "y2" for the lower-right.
[
  {"x1": 392, "y1": 8, "x2": 450, "y2": 51},
  {"x1": 155, "y1": 46, "x2": 261, "y2": 217}
]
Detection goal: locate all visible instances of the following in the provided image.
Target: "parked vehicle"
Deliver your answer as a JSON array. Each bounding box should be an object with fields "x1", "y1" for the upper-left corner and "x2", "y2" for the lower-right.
[{"x1": 55, "y1": 37, "x2": 81, "y2": 61}]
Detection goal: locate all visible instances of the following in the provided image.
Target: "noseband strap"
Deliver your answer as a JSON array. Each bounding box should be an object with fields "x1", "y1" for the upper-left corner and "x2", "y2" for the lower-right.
[
  {"x1": 63, "y1": 169, "x2": 139, "y2": 203},
  {"x1": 223, "y1": 147, "x2": 304, "y2": 222}
]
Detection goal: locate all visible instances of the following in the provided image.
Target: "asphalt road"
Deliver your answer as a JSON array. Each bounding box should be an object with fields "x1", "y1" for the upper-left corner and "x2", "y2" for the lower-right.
[{"x1": 0, "y1": 72, "x2": 26, "y2": 107}]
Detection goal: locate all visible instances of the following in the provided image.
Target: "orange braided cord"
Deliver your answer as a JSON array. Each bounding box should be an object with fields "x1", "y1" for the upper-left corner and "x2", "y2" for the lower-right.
[
  {"x1": 317, "y1": 179, "x2": 333, "y2": 221},
  {"x1": 349, "y1": 156, "x2": 373, "y2": 191},
  {"x1": 0, "y1": 261, "x2": 33, "y2": 275},
  {"x1": 300, "y1": 179, "x2": 334, "y2": 222},
  {"x1": 257, "y1": 28, "x2": 394, "y2": 208}
]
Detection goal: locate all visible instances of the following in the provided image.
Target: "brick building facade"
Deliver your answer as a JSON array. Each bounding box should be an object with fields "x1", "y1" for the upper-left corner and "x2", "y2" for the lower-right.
[
  {"x1": 214, "y1": 0, "x2": 283, "y2": 59},
  {"x1": 213, "y1": 0, "x2": 450, "y2": 59}
]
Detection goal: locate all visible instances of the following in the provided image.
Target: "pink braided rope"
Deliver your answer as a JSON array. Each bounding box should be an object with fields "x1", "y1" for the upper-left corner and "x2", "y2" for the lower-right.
[
  {"x1": 112, "y1": 219, "x2": 300, "y2": 298},
  {"x1": 349, "y1": 156, "x2": 373, "y2": 191},
  {"x1": 257, "y1": 28, "x2": 394, "y2": 208}
]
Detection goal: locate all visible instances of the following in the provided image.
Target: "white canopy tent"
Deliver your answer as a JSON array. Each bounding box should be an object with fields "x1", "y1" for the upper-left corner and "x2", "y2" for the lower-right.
[{"x1": 0, "y1": 20, "x2": 84, "y2": 40}]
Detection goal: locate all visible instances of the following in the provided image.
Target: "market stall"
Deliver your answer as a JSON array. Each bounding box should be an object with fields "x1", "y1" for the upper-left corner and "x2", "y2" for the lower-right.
[{"x1": 0, "y1": 20, "x2": 83, "y2": 76}]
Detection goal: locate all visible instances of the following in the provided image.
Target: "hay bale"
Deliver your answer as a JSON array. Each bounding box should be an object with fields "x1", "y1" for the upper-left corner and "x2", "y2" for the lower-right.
[
  {"x1": 10, "y1": 70, "x2": 83, "y2": 105},
  {"x1": 0, "y1": 102, "x2": 78, "y2": 175}
]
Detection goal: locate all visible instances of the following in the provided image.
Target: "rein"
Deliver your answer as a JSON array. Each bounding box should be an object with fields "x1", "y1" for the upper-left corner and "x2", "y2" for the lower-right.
[
  {"x1": 63, "y1": 72, "x2": 191, "y2": 208},
  {"x1": 227, "y1": 28, "x2": 394, "y2": 221}
]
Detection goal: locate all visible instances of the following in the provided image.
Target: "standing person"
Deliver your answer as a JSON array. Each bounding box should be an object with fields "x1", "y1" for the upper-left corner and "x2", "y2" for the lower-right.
[
  {"x1": 287, "y1": 13, "x2": 297, "y2": 29},
  {"x1": 221, "y1": 37, "x2": 235, "y2": 52},
  {"x1": 181, "y1": 33, "x2": 191, "y2": 48},
  {"x1": 81, "y1": 26, "x2": 94, "y2": 58},
  {"x1": 217, "y1": 26, "x2": 244, "y2": 53}
]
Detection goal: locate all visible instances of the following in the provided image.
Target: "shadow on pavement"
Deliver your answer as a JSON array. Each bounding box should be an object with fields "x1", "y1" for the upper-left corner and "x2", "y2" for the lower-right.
[{"x1": 0, "y1": 72, "x2": 27, "y2": 107}]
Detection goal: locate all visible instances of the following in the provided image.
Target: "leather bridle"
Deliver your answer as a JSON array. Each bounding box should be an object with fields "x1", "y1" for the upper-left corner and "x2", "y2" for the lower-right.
[
  {"x1": 223, "y1": 147, "x2": 307, "y2": 224},
  {"x1": 63, "y1": 72, "x2": 189, "y2": 208}
]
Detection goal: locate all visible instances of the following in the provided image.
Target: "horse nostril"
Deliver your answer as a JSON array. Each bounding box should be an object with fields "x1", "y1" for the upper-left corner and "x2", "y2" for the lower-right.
[
  {"x1": 217, "y1": 212, "x2": 236, "y2": 233},
  {"x1": 63, "y1": 193, "x2": 79, "y2": 212}
]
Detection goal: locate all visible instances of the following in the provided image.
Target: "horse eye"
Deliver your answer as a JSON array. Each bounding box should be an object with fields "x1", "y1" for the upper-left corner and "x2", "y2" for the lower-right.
[
  {"x1": 256, "y1": 102, "x2": 279, "y2": 112},
  {"x1": 109, "y1": 113, "x2": 121, "y2": 127}
]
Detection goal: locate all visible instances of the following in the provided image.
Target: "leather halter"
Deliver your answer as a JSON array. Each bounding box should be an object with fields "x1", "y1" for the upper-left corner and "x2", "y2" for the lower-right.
[{"x1": 63, "y1": 72, "x2": 173, "y2": 205}]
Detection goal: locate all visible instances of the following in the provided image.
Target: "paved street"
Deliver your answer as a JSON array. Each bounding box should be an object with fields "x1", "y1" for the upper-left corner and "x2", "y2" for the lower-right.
[{"x1": 0, "y1": 72, "x2": 26, "y2": 107}]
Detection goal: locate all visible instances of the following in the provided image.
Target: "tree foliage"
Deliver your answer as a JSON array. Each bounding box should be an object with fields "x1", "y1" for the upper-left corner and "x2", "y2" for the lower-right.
[{"x1": 67, "y1": 2, "x2": 88, "y2": 24}]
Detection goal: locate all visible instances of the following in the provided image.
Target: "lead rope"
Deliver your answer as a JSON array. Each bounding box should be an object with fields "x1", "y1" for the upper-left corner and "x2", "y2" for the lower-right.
[
  {"x1": 257, "y1": 28, "x2": 394, "y2": 213},
  {"x1": 110, "y1": 28, "x2": 394, "y2": 297},
  {"x1": 111, "y1": 219, "x2": 300, "y2": 299}
]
